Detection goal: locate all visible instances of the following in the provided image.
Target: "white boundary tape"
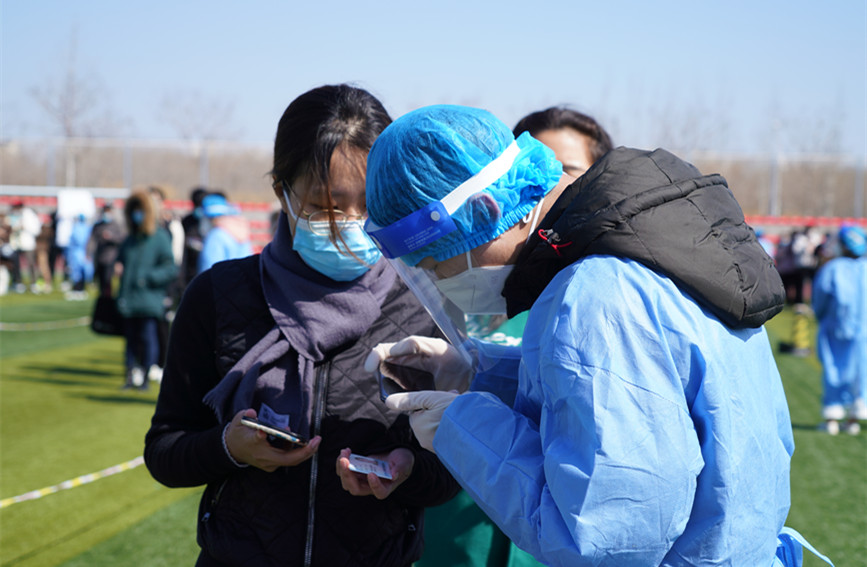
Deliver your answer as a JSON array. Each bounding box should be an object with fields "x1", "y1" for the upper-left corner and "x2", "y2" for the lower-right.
[
  {"x1": 0, "y1": 456, "x2": 144, "y2": 508},
  {"x1": 0, "y1": 316, "x2": 91, "y2": 331}
]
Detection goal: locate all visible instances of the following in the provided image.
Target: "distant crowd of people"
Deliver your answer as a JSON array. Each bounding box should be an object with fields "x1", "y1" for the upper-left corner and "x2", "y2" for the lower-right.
[
  {"x1": 0, "y1": 200, "x2": 59, "y2": 295},
  {"x1": 0, "y1": 188, "x2": 255, "y2": 391},
  {"x1": 772, "y1": 225, "x2": 840, "y2": 306}
]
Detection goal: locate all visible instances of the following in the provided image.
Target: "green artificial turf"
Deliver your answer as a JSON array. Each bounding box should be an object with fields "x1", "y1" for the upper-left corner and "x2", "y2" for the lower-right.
[
  {"x1": 1, "y1": 292, "x2": 864, "y2": 566},
  {"x1": 766, "y1": 309, "x2": 867, "y2": 567},
  {"x1": 57, "y1": 491, "x2": 200, "y2": 567},
  {"x1": 0, "y1": 290, "x2": 200, "y2": 567}
]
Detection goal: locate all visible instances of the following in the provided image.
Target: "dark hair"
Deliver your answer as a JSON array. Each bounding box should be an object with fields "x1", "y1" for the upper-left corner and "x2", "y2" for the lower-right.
[
  {"x1": 272, "y1": 84, "x2": 391, "y2": 191},
  {"x1": 190, "y1": 187, "x2": 208, "y2": 207},
  {"x1": 513, "y1": 107, "x2": 613, "y2": 163},
  {"x1": 271, "y1": 84, "x2": 391, "y2": 248}
]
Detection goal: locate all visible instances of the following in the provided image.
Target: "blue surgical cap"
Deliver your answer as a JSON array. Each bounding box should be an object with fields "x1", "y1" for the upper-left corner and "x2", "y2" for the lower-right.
[
  {"x1": 366, "y1": 105, "x2": 563, "y2": 266},
  {"x1": 839, "y1": 225, "x2": 866, "y2": 257},
  {"x1": 202, "y1": 194, "x2": 239, "y2": 218}
]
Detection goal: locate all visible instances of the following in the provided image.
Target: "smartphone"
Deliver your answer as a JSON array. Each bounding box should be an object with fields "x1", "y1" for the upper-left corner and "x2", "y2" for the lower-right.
[
  {"x1": 378, "y1": 359, "x2": 436, "y2": 402},
  {"x1": 240, "y1": 417, "x2": 308, "y2": 450}
]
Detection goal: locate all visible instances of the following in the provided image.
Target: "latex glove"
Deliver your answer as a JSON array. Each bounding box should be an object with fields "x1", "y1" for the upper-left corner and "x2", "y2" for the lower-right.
[
  {"x1": 385, "y1": 390, "x2": 459, "y2": 453},
  {"x1": 365, "y1": 336, "x2": 473, "y2": 393}
]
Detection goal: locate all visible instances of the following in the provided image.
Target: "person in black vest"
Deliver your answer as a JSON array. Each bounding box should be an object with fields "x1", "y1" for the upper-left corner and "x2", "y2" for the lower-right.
[{"x1": 144, "y1": 85, "x2": 459, "y2": 567}]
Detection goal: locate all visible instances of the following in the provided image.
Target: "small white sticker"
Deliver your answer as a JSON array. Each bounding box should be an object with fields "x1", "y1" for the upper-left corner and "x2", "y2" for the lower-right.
[
  {"x1": 258, "y1": 403, "x2": 290, "y2": 429},
  {"x1": 347, "y1": 454, "x2": 393, "y2": 479}
]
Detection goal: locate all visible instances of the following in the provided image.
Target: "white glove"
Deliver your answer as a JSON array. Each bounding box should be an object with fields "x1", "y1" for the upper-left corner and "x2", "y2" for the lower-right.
[
  {"x1": 364, "y1": 336, "x2": 474, "y2": 393},
  {"x1": 385, "y1": 390, "x2": 459, "y2": 453}
]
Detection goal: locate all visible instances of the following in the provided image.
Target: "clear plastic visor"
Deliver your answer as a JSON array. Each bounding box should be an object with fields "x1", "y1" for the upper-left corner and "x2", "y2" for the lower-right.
[
  {"x1": 364, "y1": 141, "x2": 520, "y2": 259},
  {"x1": 387, "y1": 257, "x2": 474, "y2": 367}
]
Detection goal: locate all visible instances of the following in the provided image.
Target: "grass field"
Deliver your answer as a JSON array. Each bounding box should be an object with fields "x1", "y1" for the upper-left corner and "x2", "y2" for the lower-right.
[{"x1": 0, "y1": 290, "x2": 865, "y2": 566}]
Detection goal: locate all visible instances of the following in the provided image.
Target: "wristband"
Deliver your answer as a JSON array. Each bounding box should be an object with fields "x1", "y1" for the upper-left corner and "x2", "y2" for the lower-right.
[{"x1": 222, "y1": 423, "x2": 249, "y2": 468}]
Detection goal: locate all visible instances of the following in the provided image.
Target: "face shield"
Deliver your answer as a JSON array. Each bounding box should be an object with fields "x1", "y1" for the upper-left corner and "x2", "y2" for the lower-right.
[
  {"x1": 364, "y1": 105, "x2": 562, "y2": 372},
  {"x1": 366, "y1": 136, "x2": 520, "y2": 320},
  {"x1": 365, "y1": 142, "x2": 541, "y2": 368}
]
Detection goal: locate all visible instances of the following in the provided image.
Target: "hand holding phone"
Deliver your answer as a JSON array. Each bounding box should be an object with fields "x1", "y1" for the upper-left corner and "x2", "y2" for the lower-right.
[
  {"x1": 240, "y1": 417, "x2": 308, "y2": 450},
  {"x1": 378, "y1": 359, "x2": 436, "y2": 401},
  {"x1": 366, "y1": 336, "x2": 473, "y2": 394}
]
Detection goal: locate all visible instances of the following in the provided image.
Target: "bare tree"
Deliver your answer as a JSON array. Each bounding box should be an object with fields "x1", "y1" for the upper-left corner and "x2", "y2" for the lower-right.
[
  {"x1": 758, "y1": 92, "x2": 845, "y2": 155},
  {"x1": 28, "y1": 30, "x2": 130, "y2": 185},
  {"x1": 29, "y1": 31, "x2": 128, "y2": 139},
  {"x1": 157, "y1": 90, "x2": 243, "y2": 141},
  {"x1": 648, "y1": 89, "x2": 733, "y2": 154},
  {"x1": 155, "y1": 90, "x2": 244, "y2": 188}
]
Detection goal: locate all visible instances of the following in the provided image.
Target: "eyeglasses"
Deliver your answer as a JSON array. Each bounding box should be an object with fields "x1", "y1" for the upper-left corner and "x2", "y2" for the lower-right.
[{"x1": 279, "y1": 180, "x2": 366, "y2": 236}]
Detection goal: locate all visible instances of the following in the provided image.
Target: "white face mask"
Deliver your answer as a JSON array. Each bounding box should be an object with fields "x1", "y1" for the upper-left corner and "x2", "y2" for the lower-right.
[
  {"x1": 434, "y1": 252, "x2": 514, "y2": 314},
  {"x1": 432, "y1": 199, "x2": 544, "y2": 315}
]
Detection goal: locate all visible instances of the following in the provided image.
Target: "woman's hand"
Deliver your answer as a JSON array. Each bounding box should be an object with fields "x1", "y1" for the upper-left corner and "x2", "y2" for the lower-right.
[
  {"x1": 224, "y1": 409, "x2": 321, "y2": 472},
  {"x1": 335, "y1": 447, "x2": 415, "y2": 500}
]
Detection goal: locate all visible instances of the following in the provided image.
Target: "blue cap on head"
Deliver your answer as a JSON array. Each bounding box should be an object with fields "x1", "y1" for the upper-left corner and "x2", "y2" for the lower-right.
[
  {"x1": 201, "y1": 194, "x2": 239, "y2": 218},
  {"x1": 839, "y1": 225, "x2": 866, "y2": 257},
  {"x1": 365, "y1": 105, "x2": 563, "y2": 266}
]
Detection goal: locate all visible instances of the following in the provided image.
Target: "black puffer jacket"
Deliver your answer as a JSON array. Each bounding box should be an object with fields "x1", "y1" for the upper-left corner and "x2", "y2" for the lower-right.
[
  {"x1": 504, "y1": 147, "x2": 785, "y2": 328},
  {"x1": 144, "y1": 256, "x2": 459, "y2": 567}
]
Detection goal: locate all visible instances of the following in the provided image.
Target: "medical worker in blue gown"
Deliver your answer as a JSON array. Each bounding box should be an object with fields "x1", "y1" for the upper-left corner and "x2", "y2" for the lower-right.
[
  {"x1": 813, "y1": 225, "x2": 867, "y2": 436},
  {"x1": 361, "y1": 105, "x2": 835, "y2": 566}
]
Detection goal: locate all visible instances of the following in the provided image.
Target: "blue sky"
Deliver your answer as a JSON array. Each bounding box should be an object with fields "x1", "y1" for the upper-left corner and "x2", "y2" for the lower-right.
[{"x1": 2, "y1": 0, "x2": 865, "y2": 156}]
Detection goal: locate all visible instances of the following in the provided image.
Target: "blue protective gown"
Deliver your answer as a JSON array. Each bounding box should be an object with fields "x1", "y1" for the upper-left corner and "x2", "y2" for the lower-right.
[
  {"x1": 812, "y1": 256, "x2": 867, "y2": 411},
  {"x1": 197, "y1": 226, "x2": 253, "y2": 274},
  {"x1": 435, "y1": 256, "x2": 795, "y2": 566},
  {"x1": 67, "y1": 219, "x2": 94, "y2": 285}
]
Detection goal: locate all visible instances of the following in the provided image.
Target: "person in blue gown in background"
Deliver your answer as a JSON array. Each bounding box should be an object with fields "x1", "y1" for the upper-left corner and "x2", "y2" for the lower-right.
[{"x1": 813, "y1": 225, "x2": 867, "y2": 436}]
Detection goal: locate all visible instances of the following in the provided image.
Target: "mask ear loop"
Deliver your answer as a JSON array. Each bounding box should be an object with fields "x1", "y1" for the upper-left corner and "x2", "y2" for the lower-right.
[
  {"x1": 282, "y1": 187, "x2": 299, "y2": 222},
  {"x1": 464, "y1": 195, "x2": 544, "y2": 277},
  {"x1": 522, "y1": 197, "x2": 545, "y2": 243}
]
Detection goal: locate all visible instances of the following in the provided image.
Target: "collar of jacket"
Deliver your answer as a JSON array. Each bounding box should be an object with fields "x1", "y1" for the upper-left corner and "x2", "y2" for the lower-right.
[{"x1": 502, "y1": 147, "x2": 785, "y2": 329}]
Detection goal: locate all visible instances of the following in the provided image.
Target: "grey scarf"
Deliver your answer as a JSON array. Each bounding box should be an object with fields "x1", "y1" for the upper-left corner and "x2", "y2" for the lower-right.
[{"x1": 204, "y1": 211, "x2": 395, "y2": 437}]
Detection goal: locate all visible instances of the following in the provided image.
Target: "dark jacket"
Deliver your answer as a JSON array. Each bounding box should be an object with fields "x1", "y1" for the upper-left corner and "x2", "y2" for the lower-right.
[
  {"x1": 116, "y1": 227, "x2": 177, "y2": 318},
  {"x1": 88, "y1": 215, "x2": 125, "y2": 266},
  {"x1": 504, "y1": 147, "x2": 785, "y2": 329},
  {"x1": 144, "y1": 256, "x2": 459, "y2": 567}
]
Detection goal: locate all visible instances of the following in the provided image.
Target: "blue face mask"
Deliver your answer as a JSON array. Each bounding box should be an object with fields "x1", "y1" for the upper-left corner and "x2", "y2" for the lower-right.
[
  {"x1": 131, "y1": 210, "x2": 144, "y2": 225},
  {"x1": 284, "y1": 189, "x2": 382, "y2": 281}
]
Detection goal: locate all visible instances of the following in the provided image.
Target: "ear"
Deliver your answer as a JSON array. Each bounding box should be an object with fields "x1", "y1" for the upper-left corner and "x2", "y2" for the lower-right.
[
  {"x1": 272, "y1": 178, "x2": 291, "y2": 216},
  {"x1": 466, "y1": 193, "x2": 501, "y2": 227},
  {"x1": 271, "y1": 176, "x2": 283, "y2": 202}
]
